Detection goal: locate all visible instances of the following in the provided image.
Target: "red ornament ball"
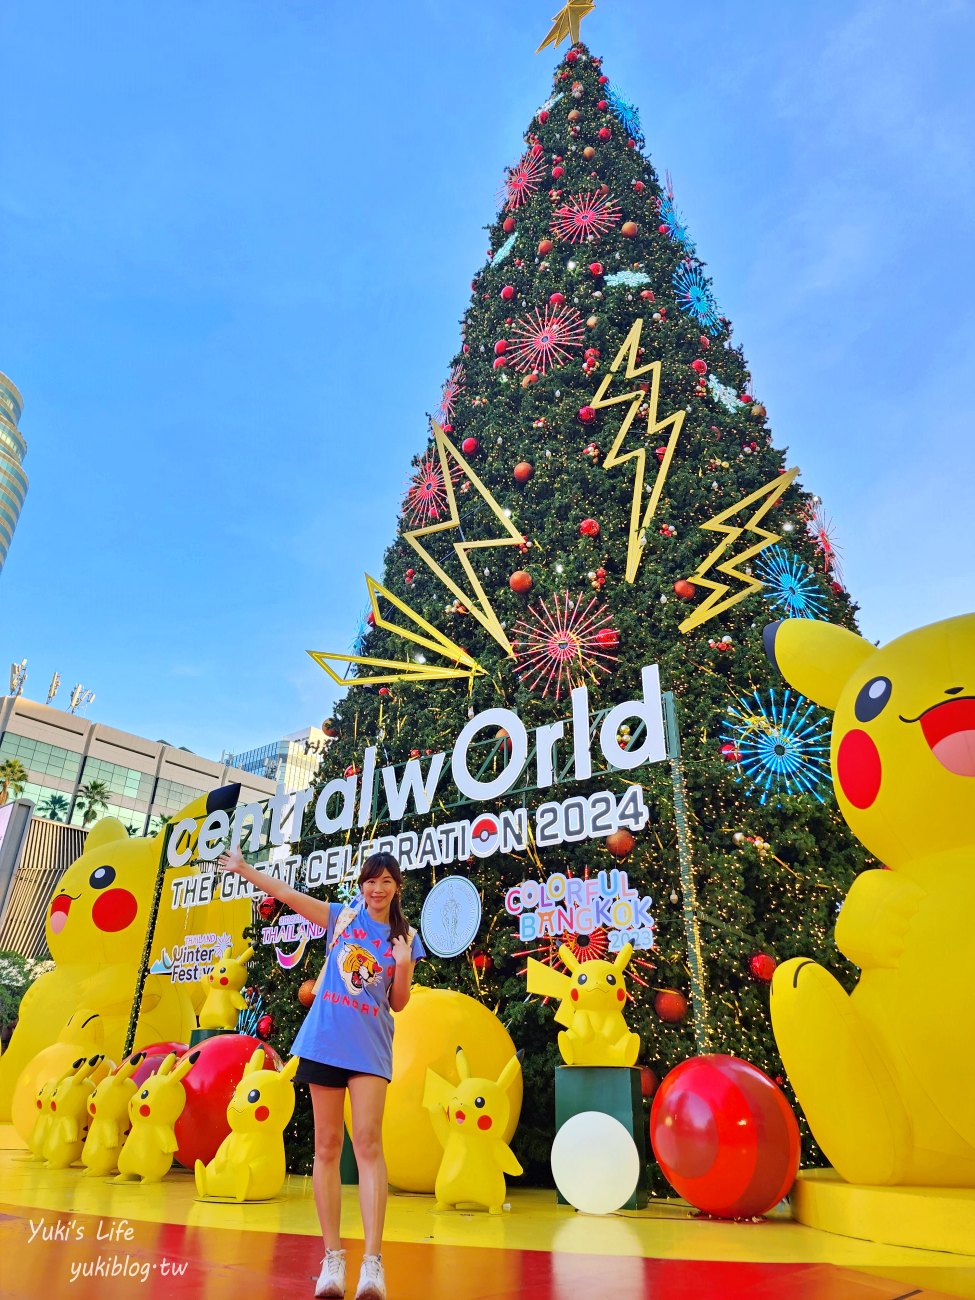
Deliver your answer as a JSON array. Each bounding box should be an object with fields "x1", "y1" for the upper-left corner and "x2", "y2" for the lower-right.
[
  {"x1": 579, "y1": 517, "x2": 600, "y2": 537},
  {"x1": 539, "y1": 109, "x2": 549, "y2": 124},
  {"x1": 549, "y1": 291, "x2": 566, "y2": 305},
  {"x1": 578, "y1": 405, "x2": 596, "y2": 424},
  {"x1": 502, "y1": 216, "x2": 516, "y2": 234},
  {"x1": 598, "y1": 74, "x2": 609, "y2": 84},
  {"x1": 493, "y1": 357, "x2": 507, "y2": 370},
  {"x1": 649, "y1": 1055, "x2": 801, "y2": 1218},
  {"x1": 654, "y1": 990, "x2": 689, "y2": 1024},
  {"x1": 509, "y1": 570, "x2": 533, "y2": 594},
  {"x1": 597, "y1": 98, "x2": 608, "y2": 110},
  {"x1": 343, "y1": 765, "x2": 359, "y2": 779},
  {"x1": 640, "y1": 289, "x2": 655, "y2": 301},
  {"x1": 174, "y1": 1035, "x2": 282, "y2": 1169},
  {"x1": 513, "y1": 461, "x2": 534, "y2": 484},
  {"x1": 257, "y1": 896, "x2": 278, "y2": 922},
  {"x1": 595, "y1": 627, "x2": 619, "y2": 649},
  {"x1": 634, "y1": 180, "x2": 645, "y2": 192},
  {"x1": 494, "y1": 339, "x2": 508, "y2": 355},
  {"x1": 552, "y1": 165, "x2": 564, "y2": 179},
  {"x1": 256, "y1": 1013, "x2": 274, "y2": 1039},
  {"x1": 588, "y1": 261, "x2": 604, "y2": 277},
  {"x1": 472, "y1": 951, "x2": 494, "y2": 974},
  {"x1": 673, "y1": 579, "x2": 697, "y2": 600},
  {"x1": 461, "y1": 437, "x2": 479, "y2": 455},
  {"x1": 565, "y1": 49, "x2": 578, "y2": 63},
  {"x1": 605, "y1": 829, "x2": 635, "y2": 859},
  {"x1": 298, "y1": 980, "x2": 317, "y2": 1008},
  {"x1": 720, "y1": 742, "x2": 740, "y2": 762},
  {"x1": 598, "y1": 126, "x2": 612, "y2": 141},
  {"x1": 749, "y1": 953, "x2": 777, "y2": 984},
  {"x1": 500, "y1": 284, "x2": 516, "y2": 301},
  {"x1": 620, "y1": 221, "x2": 638, "y2": 238},
  {"x1": 640, "y1": 1065, "x2": 659, "y2": 1100},
  {"x1": 691, "y1": 358, "x2": 708, "y2": 375},
  {"x1": 538, "y1": 238, "x2": 554, "y2": 255}
]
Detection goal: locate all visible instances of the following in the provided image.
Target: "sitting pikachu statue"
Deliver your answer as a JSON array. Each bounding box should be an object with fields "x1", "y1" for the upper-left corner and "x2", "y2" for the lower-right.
[
  {"x1": 194, "y1": 1051, "x2": 300, "y2": 1201},
  {"x1": 527, "y1": 943, "x2": 640, "y2": 1067},
  {"x1": 423, "y1": 1048, "x2": 523, "y2": 1214},
  {"x1": 116, "y1": 1051, "x2": 197, "y2": 1183},
  {"x1": 81, "y1": 1053, "x2": 146, "y2": 1177},
  {"x1": 198, "y1": 944, "x2": 255, "y2": 1031},
  {"x1": 43, "y1": 1055, "x2": 105, "y2": 1169},
  {"x1": 27, "y1": 1059, "x2": 85, "y2": 1162}
]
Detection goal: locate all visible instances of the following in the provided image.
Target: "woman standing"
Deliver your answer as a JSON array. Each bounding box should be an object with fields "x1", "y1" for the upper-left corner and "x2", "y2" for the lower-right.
[{"x1": 218, "y1": 849, "x2": 424, "y2": 1300}]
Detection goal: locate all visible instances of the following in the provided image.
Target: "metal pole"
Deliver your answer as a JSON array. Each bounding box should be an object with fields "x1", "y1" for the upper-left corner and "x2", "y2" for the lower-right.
[{"x1": 662, "y1": 691, "x2": 709, "y2": 1054}]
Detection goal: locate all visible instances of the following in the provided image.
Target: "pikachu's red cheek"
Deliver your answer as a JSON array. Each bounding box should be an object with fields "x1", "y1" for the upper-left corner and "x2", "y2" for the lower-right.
[
  {"x1": 836, "y1": 730, "x2": 883, "y2": 809},
  {"x1": 570, "y1": 989, "x2": 579, "y2": 1002}
]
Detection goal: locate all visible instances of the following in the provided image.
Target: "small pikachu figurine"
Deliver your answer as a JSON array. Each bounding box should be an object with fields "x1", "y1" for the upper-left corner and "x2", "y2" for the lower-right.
[
  {"x1": 195, "y1": 1051, "x2": 300, "y2": 1201},
  {"x1": 115, "y1": 1051, "x2": 197, "y2": 1183},
  {"x1": 526, "y1": 944, "x2": 641, "y2": 1066},
  {"x1": 81, "y1": 1053, "x2": 146, "y2": 1177},
  {"x1": 198, "y1": 944, "x2": 255, "y2": 1031},
  {"x1": 27, "y1": 1060, "x2": 84, "y2": 1162},
  {"x1": 423, "y1": 1048, "x2": 523, "y2": 1214},
  {"x1": 43, "y1": 1055, "x2": 105, "y2": 1169}
]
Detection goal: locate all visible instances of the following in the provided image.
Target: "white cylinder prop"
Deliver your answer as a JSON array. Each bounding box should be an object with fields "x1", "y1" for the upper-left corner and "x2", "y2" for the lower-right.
[{"x1": 550, "y1": 1111, "x2": 640, "y2": 1214}]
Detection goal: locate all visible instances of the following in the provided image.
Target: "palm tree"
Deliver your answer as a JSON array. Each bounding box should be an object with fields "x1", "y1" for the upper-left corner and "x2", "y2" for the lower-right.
[
  {"x1": 73, "y1": 780, "x2": 110, "y2": 828},
  {"x1": 38, "y1": 793, "x2": 70, "y2": 821},
  {"x1": 0, "y1": 759, "x2": 29, "y2": 806}
]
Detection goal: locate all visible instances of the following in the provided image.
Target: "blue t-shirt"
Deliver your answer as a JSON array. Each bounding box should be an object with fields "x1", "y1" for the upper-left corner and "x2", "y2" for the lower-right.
[{"x1": 290, "y1": 900, "x2": 425, "y2": 1080}]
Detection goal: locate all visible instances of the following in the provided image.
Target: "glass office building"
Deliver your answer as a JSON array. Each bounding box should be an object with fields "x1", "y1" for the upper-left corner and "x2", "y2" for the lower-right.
[
  {"x1": 0, "y1": 372, "x2": 28, "y2": 572},
  {"x1": 228, "y1": 726, "x2": 330, "y2": 792}
]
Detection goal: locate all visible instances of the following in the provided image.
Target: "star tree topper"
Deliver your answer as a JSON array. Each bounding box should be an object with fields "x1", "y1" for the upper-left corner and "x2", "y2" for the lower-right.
[{"x1": 536, "y1": 1, "x2": 595, "y2": 53}]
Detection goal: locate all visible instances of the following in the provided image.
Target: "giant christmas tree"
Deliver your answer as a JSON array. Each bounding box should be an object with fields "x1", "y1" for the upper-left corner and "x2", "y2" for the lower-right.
[{"x1": 251, "y1": 39, "x2": 868, "y2": 1188}]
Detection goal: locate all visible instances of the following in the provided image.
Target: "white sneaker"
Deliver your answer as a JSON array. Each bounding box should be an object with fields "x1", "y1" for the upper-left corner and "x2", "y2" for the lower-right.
[
  {"x1": 355, "y1": 1254, "x2": 386, "y2": 1300},
  {"x1": 315, "y1": 1249, "x2": 346, "y2": 1298}
]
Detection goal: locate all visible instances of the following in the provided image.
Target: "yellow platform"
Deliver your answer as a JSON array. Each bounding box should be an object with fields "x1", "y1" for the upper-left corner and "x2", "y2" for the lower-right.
[{"x1": 794, "y1": 1169, "x2": 975, "y2": 1257}]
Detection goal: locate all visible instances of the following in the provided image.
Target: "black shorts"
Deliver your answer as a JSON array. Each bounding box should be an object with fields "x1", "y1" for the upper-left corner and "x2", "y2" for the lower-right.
[{"x1": 293, "y1": 1058, "x2": 384, "y2": 1088}]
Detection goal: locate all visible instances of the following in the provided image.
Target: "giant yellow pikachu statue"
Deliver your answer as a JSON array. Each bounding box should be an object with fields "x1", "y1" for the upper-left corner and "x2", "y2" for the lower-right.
[
  {"x1": 765, "y1": 613, "x2": 975, "y2": 1186},
  {"x1": 0, "y1": 785, "x2": 250, "y2": 1119}
]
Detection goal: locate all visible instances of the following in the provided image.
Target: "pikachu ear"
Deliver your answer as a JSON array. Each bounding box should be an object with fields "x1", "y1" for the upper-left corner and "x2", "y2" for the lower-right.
[
  {"x1": 281, "y1": 1056, "x2": 300, "y2": 1082},
  {"x1": 157, "y1": 1053, "x2": 178, "y2": 1077},
  {"x1": 558, "y1": 944, "x2": 581, "y2": 974},
  {"x1": 84, "y1": 818, "x2": 129, "y2": 852},
  {"x1": 526, "y1": 957, "x2": 570, "y2": 1000},
  {"x1": 497, "y1": 1053, "x2": 522, "y2": 1093},
  {"x1": 170, "y1": 1054, "x2": 196, "y2": 1085},
  {"x1": 222, "y1": 946, "x2": 232, "y2": 960},
  {"x1": 237, "y1": 946, "x2": 255, "y2": 965},
  {"x1": 455, "y1": 1047, "x2": 470, "y2": 1081},
  {"x1": 246, "y1": 1049, "x2": 265, "y2": 1075},
  {"x1": 764, "y1": 618, "x2": 873, "y2": 712},
  {"x1": 613, "y1": 943, "x2": 634, "y2": 973}
]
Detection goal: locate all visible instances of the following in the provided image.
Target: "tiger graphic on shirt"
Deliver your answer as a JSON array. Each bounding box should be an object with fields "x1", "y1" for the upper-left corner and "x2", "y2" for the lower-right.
[{"x1": 338, "y1": 943, "x2": 384, "y2": 995}]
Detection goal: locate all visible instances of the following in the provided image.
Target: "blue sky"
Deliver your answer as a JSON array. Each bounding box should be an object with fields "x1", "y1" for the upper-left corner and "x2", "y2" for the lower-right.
[{"x1": 2, "y1": 0, "x2": 973, "y2": 760}]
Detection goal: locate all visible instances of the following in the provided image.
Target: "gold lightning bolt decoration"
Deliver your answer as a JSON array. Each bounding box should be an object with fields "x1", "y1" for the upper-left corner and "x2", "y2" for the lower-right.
[
  {"x1": 588, "y1": 318, "x2": 686, "y2": 584},
  {"x1": 404, "y1": 422, "x2": 524, "y2": 658},
  {"x1": 678, "y1": 467, "x2": 800, "y2": 634},
  {"x1": 308, "y1": 576, "x2": 484, "y2": 688},
  {"x1": 536, "y1": 1, "x2": 595, "y2": 53}
]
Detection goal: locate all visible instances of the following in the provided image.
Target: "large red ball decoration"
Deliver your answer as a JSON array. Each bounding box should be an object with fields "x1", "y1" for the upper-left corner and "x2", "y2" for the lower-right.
[
  {"x1": 502, "y1": 216, "x2": 516, "y2": 234},
  {"x1": 673, "y1": 579, "x2": 697, "y2": 600},
  {"x1": 598, "y1": 126, "x2": 612, "y2": 141},
  {"x1": 588, "y1": 262, "x2": 604, "y2": 277},
  {"x1": 691, "y1": 358, "x2": 708, "y2": 375},
  {"x1": 509, "y1": 570, "x2": 533, "y2": 594},
  {"x1": 605, "y1": 829, "x2": 635, "y2": 859},
  {"x1": 595, "y1": 627, "x2": 619, "y2": 648},
  {"x1": 461, "y1": 437, "x2": 480, "y2": 455},
  {"x1": 640, "y1": 1065, "x2": 658, "y2": 1100},
  {"x1": 257, "y1": 895, "x2": 278, "y2": 922},
  {"x1": 720, "y1": 742, "x2": 741, "y2": 762},
  {"x1": 513, "y1": 461, "x2": 534, "y2": 484},
  {"x1": 579, "y1": 517, "x2": 600, "y2": 537},
  {"x1": 654, "y1": 990, "x2": 689, "y2": 1024},
  {"x1": 500, "y1": 285, "x2": 516, "y2": 301},
  {"x1": 173, "y1": 1034, "x2": 282, "y2": 1169},
  {"x1": 494, "y1": 339, "x2": 508, "y2": 355},
  {"x1": 649, "y1": 1055, "x2": 801, "y2": 1219},
  {"x1": 749, "y1": 953, "x2": 777, "y2": 984},
  {"x1": 539, "y1": 238, "x2": 554, "y2": 255},
  {"x1": 256, "y1": 1013, "x2": 275, "y2": 1039},
  {"x1": 121, "y1": 1042, "x2": 189, "y2": 1089}
]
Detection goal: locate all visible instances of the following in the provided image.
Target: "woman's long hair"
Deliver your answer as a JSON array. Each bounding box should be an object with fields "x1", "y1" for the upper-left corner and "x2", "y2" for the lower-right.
[{"x1": 358, "y1": 852, "x2": 409, "y2": 943}]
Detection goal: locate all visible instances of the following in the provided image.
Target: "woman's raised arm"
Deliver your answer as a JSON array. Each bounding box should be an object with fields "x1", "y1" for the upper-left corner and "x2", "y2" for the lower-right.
[{"x1": 217, "y1": 848, "x2": 331, "y2": 929}]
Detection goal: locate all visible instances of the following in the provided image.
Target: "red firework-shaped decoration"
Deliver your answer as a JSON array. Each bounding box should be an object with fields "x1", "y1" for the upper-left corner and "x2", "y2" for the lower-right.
[
  {"x1": 507, "y1": 304, "x2": 585, "y2": 374},
  {"x1": 436, "y1": 363, "x2": 465, "y2": 425},
  {"x1": 512, "y1": 593, "x2": 619, "y2": 699},
  {"x1": 805, "y1": 505, "x2": 844, "y2": 581},
  {"x1": 564, "y1": 928, "x2": 609, "y2": 964},
  {"x1": 551, "y1": 190, "x2": 622, "y2": 243},
  {"x1": 404, "y1": 451, "x2": 463, "y2": 527},
  {"x1": 503, "y1": 146, "x2": 546, "y2": 210}
]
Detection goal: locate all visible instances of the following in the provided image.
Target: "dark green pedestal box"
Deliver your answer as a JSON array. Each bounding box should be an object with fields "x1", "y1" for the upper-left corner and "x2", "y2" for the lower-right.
[
  {"x1": 554, "y1": 1066, "x2": 648, "y2": 1209},
  {"x1": 188, "y1": 1027, "x2": 233, "y2": 1048}
]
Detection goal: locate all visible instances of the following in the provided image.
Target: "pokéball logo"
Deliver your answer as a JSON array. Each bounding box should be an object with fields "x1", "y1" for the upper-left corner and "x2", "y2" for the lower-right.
[{"x1": 470, "y1": 814, "x2": 500, "y2": 859}]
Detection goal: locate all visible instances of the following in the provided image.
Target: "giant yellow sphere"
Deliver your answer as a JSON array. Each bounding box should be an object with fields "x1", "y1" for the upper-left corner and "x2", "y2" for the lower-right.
[{"x1": 344, "y1": 987, "x2": 523, "y2": 1192}]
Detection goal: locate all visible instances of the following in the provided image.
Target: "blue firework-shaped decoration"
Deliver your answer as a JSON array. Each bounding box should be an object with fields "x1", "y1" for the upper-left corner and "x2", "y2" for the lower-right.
[
  {"x1": 236, "y1": 987, "x2": 264, "y2": 1036},
  {"x1": 754, "y1": 545, "x2": 829, "y2": 619},
  {"x1": 722, "y1": 688, "x2": 832, "y2": 803},
  {"x1": 604, "y1": 268, "x2": 653, "y2": 288},
  {"x1": 492, "y1": 231, "x2": 517, "y2": 266},
  {"x1": 672, "y1": 261, "x2": 722, "y2": 336},
  {"x1": 657, "y1": 172, "x2": 695, "y2": 254},
  {"x1": 606, "y1": 86, "x2": 644, "y2": 147}
]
